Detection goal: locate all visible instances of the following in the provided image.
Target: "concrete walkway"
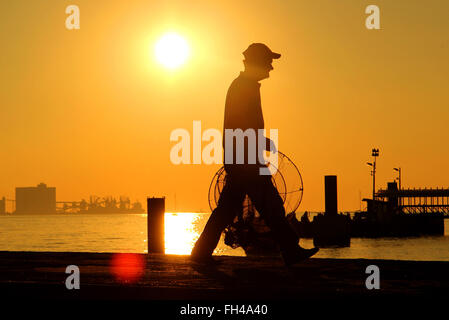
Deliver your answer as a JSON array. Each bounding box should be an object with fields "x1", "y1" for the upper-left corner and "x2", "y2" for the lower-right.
[{"x1": 1, "y1": 251, "x2": 448, "y2": 300}]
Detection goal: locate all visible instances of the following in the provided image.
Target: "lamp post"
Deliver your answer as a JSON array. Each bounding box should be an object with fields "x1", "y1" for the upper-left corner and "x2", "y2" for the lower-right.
[
  {"x1": 367, "y1": 148, "x2": 379, "y2": 200},
  {"x1": 393, "y1": 167, "x2": 401, "y2": 190},
  {"x1": 394, "y1": 167, "x2": 402, "y2": 206}
]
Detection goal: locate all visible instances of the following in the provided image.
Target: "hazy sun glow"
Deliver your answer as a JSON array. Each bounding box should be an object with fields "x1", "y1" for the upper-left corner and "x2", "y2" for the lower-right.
[{"x1": 154, "y1": 32, "x2": 190, "y2": 70}]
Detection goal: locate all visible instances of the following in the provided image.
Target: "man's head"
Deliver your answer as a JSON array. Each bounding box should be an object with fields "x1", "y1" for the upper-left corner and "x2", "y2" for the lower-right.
[{"x1": 242, "y1": 43, "x2": 281, "y2": 81}]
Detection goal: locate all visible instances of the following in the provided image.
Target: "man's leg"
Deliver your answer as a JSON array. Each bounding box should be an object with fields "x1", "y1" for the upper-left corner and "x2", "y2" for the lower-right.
[
  {"x1": 246, "y1": 174, "x2": 318, "y2": 265},
  {"x1": 246, "y1": 175, "x2": 299, "y2": 257},
  {"x1": 191, "y1": 174, "x2": 246, "y2": 258}
]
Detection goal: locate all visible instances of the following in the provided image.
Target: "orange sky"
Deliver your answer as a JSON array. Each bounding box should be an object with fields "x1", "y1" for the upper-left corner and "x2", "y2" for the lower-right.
[{"x1": 1, "y1": 0, "x2": 448, "y2": 212}]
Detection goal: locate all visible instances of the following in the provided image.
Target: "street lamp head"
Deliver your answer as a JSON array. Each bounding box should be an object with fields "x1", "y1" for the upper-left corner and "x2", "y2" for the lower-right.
[
  {"x1": 393, "y1": 168, "x2": 399, "y2": 172},
  {"x1": 367, "y1": 162, "x2": 373, "y2": 166}
]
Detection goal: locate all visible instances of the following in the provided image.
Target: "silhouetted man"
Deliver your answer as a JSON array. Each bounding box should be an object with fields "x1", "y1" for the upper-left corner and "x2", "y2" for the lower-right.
[{"x1": 191, "y1": 43, "x2": 319, "y2": 266}]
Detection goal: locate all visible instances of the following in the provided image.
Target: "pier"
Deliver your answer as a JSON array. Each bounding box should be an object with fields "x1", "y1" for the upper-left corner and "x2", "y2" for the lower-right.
[
  {"x1": 376, "y1": 186, "x2": 449, "y2": 216},
  {"x1": 1, "y1": 251, "x2": 449, "y2": 301}
]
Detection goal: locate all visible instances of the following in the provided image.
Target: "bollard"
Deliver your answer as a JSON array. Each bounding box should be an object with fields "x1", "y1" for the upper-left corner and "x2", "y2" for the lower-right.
[
  {"x1": 147, "y1": 197, "x2": 165, "y2": 254},
  {"x1": 324, "y1": 175, "x2": 337, "y2": 216},
  {"x1": 0, "y1": 197, "x2": 5, "y2": 214},
  {"x1": 314, "y1": 175, "x2": 350, "y2": 247}
]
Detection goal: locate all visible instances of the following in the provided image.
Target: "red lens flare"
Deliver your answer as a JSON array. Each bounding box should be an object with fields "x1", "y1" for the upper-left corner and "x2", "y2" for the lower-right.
[{"x1": 110, "y1": 253, "x2": 145, "y2": 283}]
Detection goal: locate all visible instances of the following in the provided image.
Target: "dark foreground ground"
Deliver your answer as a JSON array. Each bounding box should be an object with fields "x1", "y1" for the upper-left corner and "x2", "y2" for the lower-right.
[{"x1": 1, "y1": 251, "x2": 448, "y2": 303}]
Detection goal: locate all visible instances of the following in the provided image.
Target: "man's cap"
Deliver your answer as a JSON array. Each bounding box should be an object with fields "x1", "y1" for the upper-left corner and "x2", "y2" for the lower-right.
[{"x1": 243, "y1": 43, "x2": 281, "y2": 62}]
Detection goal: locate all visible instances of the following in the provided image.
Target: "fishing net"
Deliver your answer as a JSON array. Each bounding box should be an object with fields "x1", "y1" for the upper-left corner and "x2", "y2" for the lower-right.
[{"x1": 207, "y1": 151, "x2": 303, "y2": 253}]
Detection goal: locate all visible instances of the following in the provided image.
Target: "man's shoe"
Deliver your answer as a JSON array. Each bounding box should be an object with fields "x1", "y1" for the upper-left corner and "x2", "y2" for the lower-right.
[{"x1": 283, "y1": 247, "x2": 319, "y2": 266}]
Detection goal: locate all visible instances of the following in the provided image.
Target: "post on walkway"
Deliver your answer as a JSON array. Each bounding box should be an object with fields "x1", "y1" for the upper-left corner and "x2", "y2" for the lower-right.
[
  {"x1": 324, "y1": 175, "x2": 337, "y2": 216},
  {"x1": 0, "y1": 197, "x2": 5, "y2": 214},
  {"x1": 147, "y1": 197, "x2": 165, "y2": 254}
]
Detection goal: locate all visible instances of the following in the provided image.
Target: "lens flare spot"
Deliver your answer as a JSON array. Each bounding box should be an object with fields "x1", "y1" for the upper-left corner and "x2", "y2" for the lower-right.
[{"x1": 110, "y1": 253, "x2": 145, "y2": 283}]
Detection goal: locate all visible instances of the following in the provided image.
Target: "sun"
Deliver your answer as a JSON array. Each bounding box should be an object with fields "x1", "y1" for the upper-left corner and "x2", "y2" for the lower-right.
[{"x1": 154, "y1": 32, "x2": 190, "y2": 70}]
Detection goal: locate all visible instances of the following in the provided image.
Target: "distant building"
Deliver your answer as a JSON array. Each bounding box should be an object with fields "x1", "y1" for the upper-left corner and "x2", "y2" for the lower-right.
[
  {"x1": 0, "y1": 197, "x2": 5, "y2": 214},
  {"x1": 15, "y1": 183, "x2": 56, "y2": 214}
]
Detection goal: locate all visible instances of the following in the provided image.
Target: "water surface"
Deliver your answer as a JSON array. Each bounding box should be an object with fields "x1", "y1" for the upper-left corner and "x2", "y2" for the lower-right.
[{"x1": 1, "y1": 213, "x2": 448, "y2": 261}]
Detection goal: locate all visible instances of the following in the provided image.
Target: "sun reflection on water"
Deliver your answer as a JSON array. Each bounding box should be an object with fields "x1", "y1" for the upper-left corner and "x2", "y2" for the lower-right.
[{"x1": 164, "y1": 212, "x2": 201, "y2": 255}]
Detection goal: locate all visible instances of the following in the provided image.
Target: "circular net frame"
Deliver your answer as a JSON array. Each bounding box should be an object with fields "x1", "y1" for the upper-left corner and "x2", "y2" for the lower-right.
[{"x1": 207, "y1": 151, "x2": 304, "y2": 251}]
